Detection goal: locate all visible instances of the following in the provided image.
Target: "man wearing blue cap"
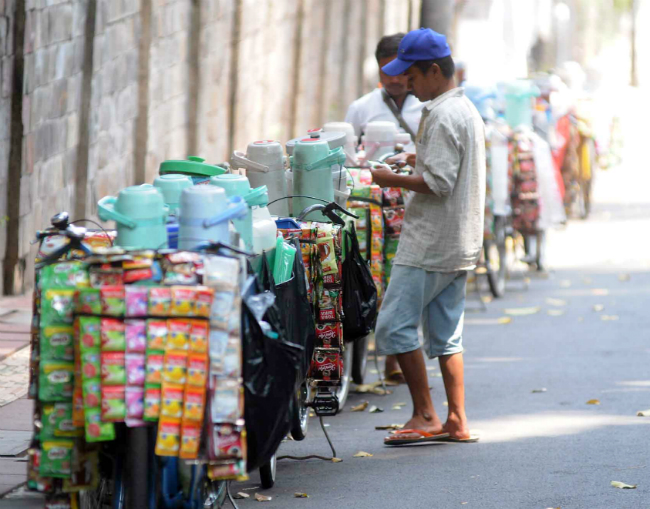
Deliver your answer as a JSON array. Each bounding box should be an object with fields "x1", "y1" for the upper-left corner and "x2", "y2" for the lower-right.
[{"x1": 370, "y1": 28, "x2": 486, "y2": 446}]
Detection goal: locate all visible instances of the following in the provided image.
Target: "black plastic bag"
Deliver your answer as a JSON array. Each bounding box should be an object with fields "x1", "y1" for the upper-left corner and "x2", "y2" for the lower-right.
[
  {"x1": 342, "y1": 223, "x2": 378, "y2": 342},
  {"x1": 242, "y1": 254, "x2": 303, "y2": 471},
  {"x1": 274, "y1": 238, "x2": 316, "y2": 382}
]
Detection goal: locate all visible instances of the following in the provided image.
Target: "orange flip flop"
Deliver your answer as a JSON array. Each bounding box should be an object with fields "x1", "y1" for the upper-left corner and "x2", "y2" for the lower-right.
[
  {"x1": 438, "y1": 434, "x2": 480, "y2": 443},
  {"x1": 384, "y1": 429, "x2": 450, "y2": 446}
]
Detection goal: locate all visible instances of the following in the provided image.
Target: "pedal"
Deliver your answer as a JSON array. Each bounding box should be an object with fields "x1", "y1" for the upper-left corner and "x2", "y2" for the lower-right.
[{"x1": 310, "y1": 389, "x2": 339, "y2": 416}]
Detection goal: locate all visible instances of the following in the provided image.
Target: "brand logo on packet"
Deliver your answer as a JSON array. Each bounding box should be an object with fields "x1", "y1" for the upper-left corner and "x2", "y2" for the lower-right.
[{"x1": 50, "y1": 333, "x2": 71, "y2": 346}]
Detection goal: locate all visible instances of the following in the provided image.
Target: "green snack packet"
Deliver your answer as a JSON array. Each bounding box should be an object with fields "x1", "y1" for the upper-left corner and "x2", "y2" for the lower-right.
[
  {"x1": 77, "y1": 288, "x2": 101, "y2": 315},
  {"x1": 40, "y1": 261, "x2": 89, "y2": 289},
  {"x1": 82, "y1": 378, "x2": 102, "y2": 408},
  {"x1": 39, "y1": 361, "x2": 74, "y2": 402},
  {"x1": 40, "y1": 440, "x2": 74, "y2": 478},
  {"x1": 84, "y1": 407, "x2": 115, "y2": 443},
  {"x1": 41, "y1": 325, "x2": 75, "y2": 361},
  {"x1": 41, "y1": 402, "x2": 81, "y2": 438},
  {"x1": 78, "y1": 317, "x2": 101, "y2": 351},
  {"x1": 41, "y1": 289, "x2": 76, "y2": 325},
  {"x1": 100, "y1": 318, "x2": 126, "y2": 351},
  {"x1": 80, "y1": 349, "x2": 101, "y2": 379},
  {"x1": 101, "y1": 386, "x2": 126, "y2": 422},
  {"x1": 101, "y1": 352, "x2": 126, "y2": 385}
]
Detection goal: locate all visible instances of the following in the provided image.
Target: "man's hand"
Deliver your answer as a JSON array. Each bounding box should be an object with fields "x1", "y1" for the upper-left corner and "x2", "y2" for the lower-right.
[
  {"x1": 369, "y1": 163, "x2": 397, "y2": 188},
  {"x1": 386, "y1": 152, "x2": 416, "y2": 167}
]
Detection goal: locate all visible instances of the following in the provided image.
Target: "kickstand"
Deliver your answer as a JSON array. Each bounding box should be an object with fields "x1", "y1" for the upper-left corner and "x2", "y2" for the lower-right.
[{"x1": 277, "y1": 417, "x2": 338, "y2": 462}]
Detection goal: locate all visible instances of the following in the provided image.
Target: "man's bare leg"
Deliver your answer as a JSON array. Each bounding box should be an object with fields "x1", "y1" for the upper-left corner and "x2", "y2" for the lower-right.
[
  {"x1": 384, "y1": 354, "x2": 406, "y2": 382},
  {"x1": 439, "y1": 352, "x2": 470, "y2": 439},
  {"x1": 396, "y1": 348, "x2": 443, "y2": 433}
]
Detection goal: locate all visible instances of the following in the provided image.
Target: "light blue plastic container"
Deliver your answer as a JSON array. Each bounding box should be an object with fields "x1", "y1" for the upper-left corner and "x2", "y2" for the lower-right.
[{"x1": 504, "y1": 80, "x2": 540, "y2": 129}]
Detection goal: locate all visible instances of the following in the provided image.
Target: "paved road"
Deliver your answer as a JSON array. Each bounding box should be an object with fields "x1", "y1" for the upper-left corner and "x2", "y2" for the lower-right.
[{"x1": 238, "y1": 99, "x2": 650, "y2": 508}]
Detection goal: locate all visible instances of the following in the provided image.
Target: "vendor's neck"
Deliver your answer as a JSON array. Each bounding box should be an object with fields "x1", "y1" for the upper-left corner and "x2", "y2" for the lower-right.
[
  {"x1": 390, "y1": 91, "x2": 409, "y2": 110},
  {"x1": 430, "y1": 80, "x2": 456, "y2": 101}
]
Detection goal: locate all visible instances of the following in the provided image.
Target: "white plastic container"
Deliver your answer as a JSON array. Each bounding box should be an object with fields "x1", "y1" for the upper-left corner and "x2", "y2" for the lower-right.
[
  {"x1": 323, "y1": 122, "x2": 358, "y2": 166},
  {"x1": 252, "y1": 205, "x2": 278, "y2": 254},
  {"x1": 362, "y1": 121, "x2": 411, "y2": 161}
]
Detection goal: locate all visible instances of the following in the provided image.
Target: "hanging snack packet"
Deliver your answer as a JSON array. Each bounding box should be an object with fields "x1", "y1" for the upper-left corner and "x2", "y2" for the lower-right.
[
  {"x1": 78, "y1": 316, "x2": 101, "y2": 350},
  {"x1": 41, "y1": 403, "x2": 81, "y2": 438},
  {"x1": 100, "y1": 286, "x2": 125, "y2": 317},
  {"x1": 170, "y1": 287, "x2": 196, "y2": 317},
  {"x1": 210, "y1": 422, "x2": 246, "y2": 459},
  {"x1": 84, "y1": 407, "x2": 115, "y2": 442},
  {"x1": 62, "y1": 449, "x2": 99, "y2": 493},
  {"x1": 144, "y1": 384, "x2": 162, "y2": 421},
  {"x1": 167, "y1": 320, "x2": 191, "y2": 351},
  {"x1": 89, "y1": 264, "x2": 124, "y2": 287},
  {"x1": 222, "y1": 337, "x2": 241, "y2": 379},
  {"x1": 80, "y1": 349, "x2": 101, "y2": 379},
  {"x1": 100, "y1": 318, "x2": 126, "y2": 351},
  {"x1": 125, "y1": 320, "x2": 146, "y2": 353},
  {"x1": 208, "y1": 459, "x2": 248, "y2": 481},
  {"x1": 126, "y1": 386, "x2": 145, "y2": 420},
  {"x1": 40, "y1": 440, "x2": 74, "y2": 478},
  {"x1": 210, "y1": 379, "x2": 243, "y2": 423},
  {"x1": 101, "y1": 351, "x2": 126, "y2": 385},
  {"x1": 316, "y1": 226, "x2": 338, "y2": 276},
  {"x1": 41, "y1": 289, "x2": 76, "y2": 325},
  {"x1": 203, "y1": 256, "x2": 239, "y2": 292},
  {"x1": 210, "y1": 291, "x2": 235, "y2": 331},
  {"x1": 163, "y1": 351, "x2": 188, "y2": 385},
  {"x1": 183, "y1": 386, "x2": 206, "y2": 422},
  {"x1": 76, "y1": 288, "x2": 101, "y2": 315},
  {"x1": 208, "y1": 329, "x2": 228, "y2": 370},
  {"x1": 41, "y1": 325, "x2": 75, "y2": 361},
  {"x1": 149, "y1": 287, "x2": 171, "y2": 316},
  {"x1": 125, "y1": 286, "x2": 148, "y2": 317},
  {"x1": 81, "y1": 378, "x2": 101, "y2": 408},
  {"x1": 155, "y1": 418, "x2": 181, "y2": 456},
  {"x1": 189, "y1": 320, "x2": 209, "y2": 354},
  {"x1": 39, "y1": 361, "x2": 74, "y2": 402},
  {"x1": 146, "y1": 320, "x2": 168, "y2": 350},
  {"x1": 101, "y1": 385, "x2": 126, "y2": 422},
  {"x1": 195, "y1": 287, "x2": 214, "y2": 318},
  {"x1": 40, "y1": 261, "x2": 89, "y2": 289},
  {"x1": 186, "y1": 353, "x2": 208, "y2": 387},
  {"x1": 161, "y1": 383, "x2": 184, "y2": 419},
  {"x1": 179, "y1": 424, "x2": 201, "y2": 459},
  {"x1": 125, "y1": 353, "x2": 146, "y2": 385},
  {"x1": 145, "y1": 351, "x2": 165, "y2": 384}
]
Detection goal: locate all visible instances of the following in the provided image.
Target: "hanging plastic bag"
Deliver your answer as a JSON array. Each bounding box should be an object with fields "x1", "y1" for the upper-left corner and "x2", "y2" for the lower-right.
[
  {"x1": 242, "y1": 253, "x2": 303, "y2": 471},
  {"x1": 274, "y1": 238, "x2": 316, "y2": 381},
  {"x1": 342, "y1": 223, "x2": 378, "y2": 342}
]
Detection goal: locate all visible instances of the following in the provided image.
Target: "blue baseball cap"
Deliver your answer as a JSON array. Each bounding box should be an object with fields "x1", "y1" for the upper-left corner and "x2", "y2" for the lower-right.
[{"x1": 382, "y1": 28, "x2": 451, "y2": 76}]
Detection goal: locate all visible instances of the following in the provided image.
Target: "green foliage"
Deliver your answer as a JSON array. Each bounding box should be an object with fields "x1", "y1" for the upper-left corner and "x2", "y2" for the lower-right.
[{"x1": 613, "y1": 0, "x2": 634, "y2": 13}]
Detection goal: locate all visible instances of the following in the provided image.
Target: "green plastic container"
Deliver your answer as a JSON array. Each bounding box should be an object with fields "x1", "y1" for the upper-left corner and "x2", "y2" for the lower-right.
[{"x1": 159, "y1": 156, "x2": 226, "y2": 185}]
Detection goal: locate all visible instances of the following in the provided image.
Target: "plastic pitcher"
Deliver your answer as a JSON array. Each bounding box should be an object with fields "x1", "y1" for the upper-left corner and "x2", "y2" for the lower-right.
[
  {"x1": 177, "y1": 186, "x2": 248, "y2": 250},
  {"x1": 153, "y1": 174, "x2": 193, "y2": 214},
  {"x1": 250, "y1": 186, "x2": 277, "y2": 254},
  {"x1": 159, "y1": 156, "x2": 226, "y2": 185},
  {"x1": 290, "y1": 138, "x2": 346, "y2": 222},
  {"x1": 230, "y1": 140, "x2": 288, "y2": 217},
  {"x1": 504, "y1": 80, "x2": 541, "y2": 130},
  {"x1": 362, "y1": 121, "x2": 411, "y2": 161},
  {"x1": 98, "y1": 185, "x2": 169, "y2": 249}
]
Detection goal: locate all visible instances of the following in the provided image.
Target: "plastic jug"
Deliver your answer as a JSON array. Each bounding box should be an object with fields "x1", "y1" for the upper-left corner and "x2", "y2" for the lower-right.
[
  {"x1": 251, "y1": 186, "x2": 277, "y2": 254},
  {"x1": 159, "y1": 156, "x2": 226, "y2": 185},
  {"x1": 98, "y1": 185, "x2": 169, "y2": 249},
  {"x1": 153, "y1": 174, "x2": 193, "y2": 214},
  {"x1": 177, "y1": 186, "x2": 247, "y2": 250},
  {"x1": 290, "y1": 138, "x2": 346, "y2": 222},
  {"x1": 362, "y1": 121, "x2": 411, "y2": 161},
  {"x1": 230, "y1": 140, "x2": 288, "y2": 217},
  {"x1": 323, "y1": 122, "x2": 359, "y2": 166},
  {"x1": 504, "y1": 80, "x2": 541, "y2": 130}
]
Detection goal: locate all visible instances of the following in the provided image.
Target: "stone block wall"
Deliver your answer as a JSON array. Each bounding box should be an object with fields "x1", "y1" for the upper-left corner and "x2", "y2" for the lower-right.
[{"x1": 2, "y1": 0, "x2": 420, "y2": 294}]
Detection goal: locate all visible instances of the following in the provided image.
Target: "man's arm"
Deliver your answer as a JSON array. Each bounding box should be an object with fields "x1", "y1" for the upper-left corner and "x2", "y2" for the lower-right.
[{"x1": 369, "y1": 165, "x2": 433, "y2": 195}]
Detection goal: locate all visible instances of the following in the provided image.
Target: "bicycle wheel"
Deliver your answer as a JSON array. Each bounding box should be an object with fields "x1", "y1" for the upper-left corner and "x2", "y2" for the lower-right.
[
  {"x1": 259, "y1": 454, "x2": 277, "y2": 490},
  {"x1": 351, "y1": 335, "x2": 369, "y2": 385},
  {"x1": 290, "y1": 383, "x2": 310, "y2": 441},
  {"x1": 335, "y1": 344, "x2": 353, "y2": 412}
]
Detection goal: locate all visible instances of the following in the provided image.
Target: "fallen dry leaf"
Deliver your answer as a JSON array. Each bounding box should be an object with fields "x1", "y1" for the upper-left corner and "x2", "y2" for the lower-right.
[
  {"x1": 497, "y1": 317, "x2": 512, "y2": 324},
  {"x1": 593, "y1": 304, "x2": 605, "y2": 312},
  {"x1": 618, "y1": 274, "x2": 631, "y2": 282},
  {"x1": 481, "y1": 295, "x2": 493, "y2": 304},
  {"x1": 592, "y1": 289, "x2": 609, "y2": 296},
  {"x1": 504, "y1": 306, "x2": 541, "y2": 316},
  {"x1": 294, "y1": 492, "x2": 310, "y2": 498},
  {"x1": 524, "y1": 277, "x2": 532, "y2": 285},
  {"x1": 331, "y1": 457, "x2": 343, "y2": 463},
  {"x1": 233, "y1": 492, "x2": 250, "y2": 499},
  {"x1": 636, "y1": 409, "x2": 650, "y2": 417},
  {"x1": 601, "y1": 315, "x2": 619, "y2": 321},
  {"x1": 547, "y1": 309, "x2": 565, "y2": 316},
  {"x1": 351, "y1": 401, "x2": 369, "y2": 412},
  {"x1": 371, "y1": 387, "x2": 392, "y2": 395},
  {"x1": 255, "y1": 493, "x2": 272, "y2": 502},
  {"x1": 369, "y1": 406, "x2": 383, "y2": 413},
  {"x1": 375, "y1": 424, "x2": 404, "y2": 430},
  {"x1": 443, "y1": 401, "x2": 448, "y2": 406},
  {"x1": 546, "y1": 298, "x2": 567, "y2": 306},
  {"x1": 391, "y1": 403, "x2": 406, "y2": 410},
  {"x1": 353, "y1": 451, "x2": 373, "y2": 458},
  {"x1": 426, "y1": 366, "x2": 436, "y2": 371},
  {"x1": 369, "y1": 368, "x2": 379, "y2": 374},
  {"x1": 309, "y1": 410, "x2": 316, "y2": 417},
  {"x1": 560, "y1": 280, "x2": 572, "y2": 288},
  {"x1": 611, "y1": 481, "x2": 636, "y2": 489},
  {"x1": 532, "y1": 388, "x2": 548, "y2": 393},
  {"x1": 586, "y1": 399, "x2": 601, "y2": 405}
]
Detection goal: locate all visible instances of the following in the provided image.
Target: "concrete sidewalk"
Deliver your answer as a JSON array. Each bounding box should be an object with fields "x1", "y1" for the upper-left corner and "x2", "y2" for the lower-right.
[{"x1": 0, "y1": 294, "x2": 34, "y2": 497}]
